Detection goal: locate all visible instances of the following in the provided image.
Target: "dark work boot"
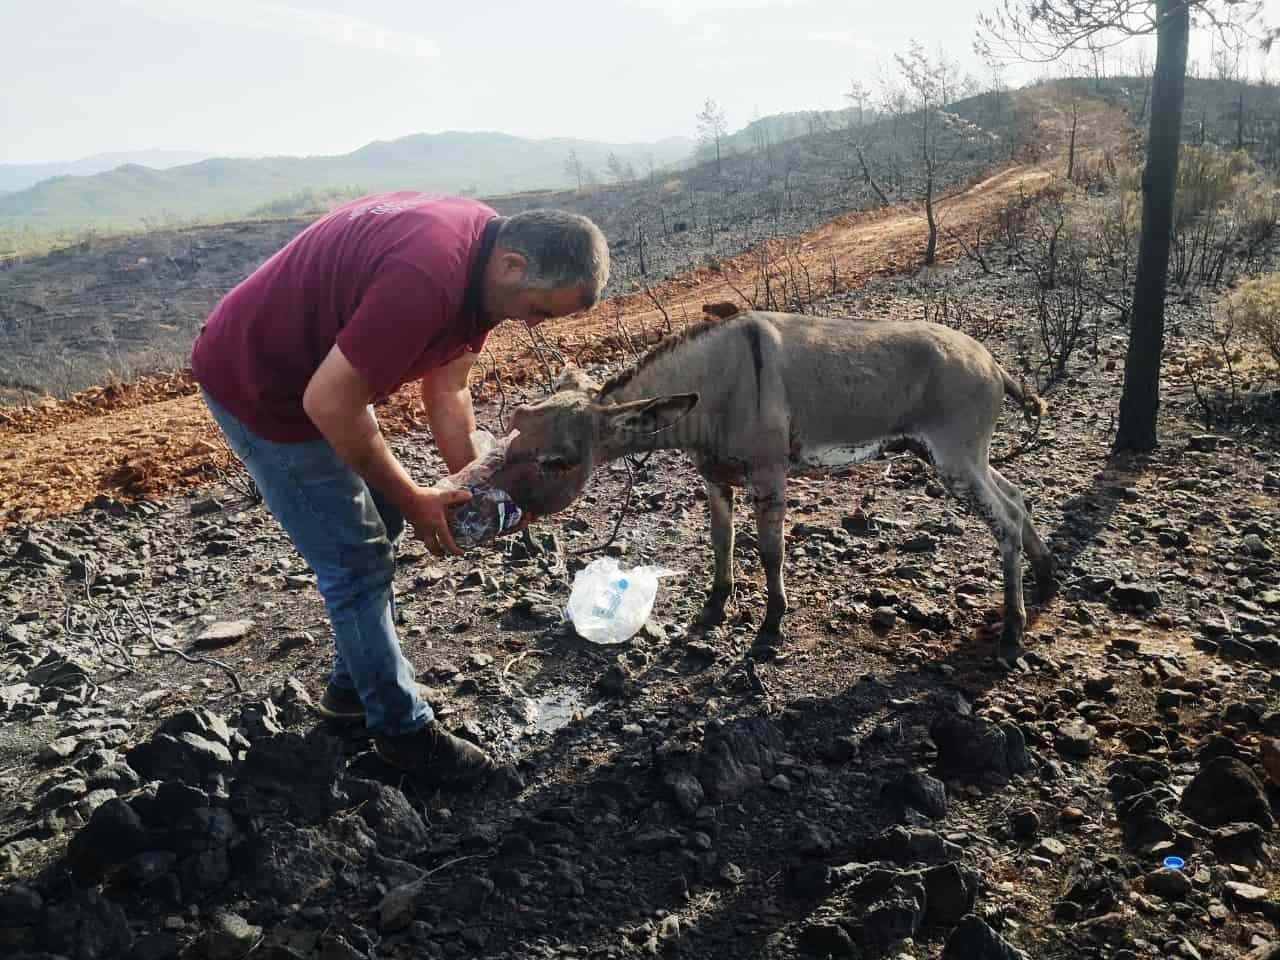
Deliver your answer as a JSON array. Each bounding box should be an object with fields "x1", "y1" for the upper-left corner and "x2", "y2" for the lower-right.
[{"x1": 374, "y1": 722, "x2": 495, "y2": 788}]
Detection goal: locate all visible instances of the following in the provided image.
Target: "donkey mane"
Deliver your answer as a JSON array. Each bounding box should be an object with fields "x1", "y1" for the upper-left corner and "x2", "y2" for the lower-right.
[{"x1": 600, "y1": 314, "x2": 745, "y2": 397}]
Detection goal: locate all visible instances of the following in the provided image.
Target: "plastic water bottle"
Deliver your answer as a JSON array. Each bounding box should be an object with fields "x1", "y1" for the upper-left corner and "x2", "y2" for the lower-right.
[
  {"x1": 447, "y1": 486, "x2": 523, "y2": 548},
  {"x1": 565, "y1": 557, "x2": 682, "y2": 644},
  {"x1": 590, "y1": 575, "x2": 630, "y2": 622}
]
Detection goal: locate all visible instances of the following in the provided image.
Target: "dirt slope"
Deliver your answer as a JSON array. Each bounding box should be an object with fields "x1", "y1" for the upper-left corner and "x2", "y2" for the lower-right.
[{"x1": 0, "y1": 91, "x2": 1127, "y2": 529}]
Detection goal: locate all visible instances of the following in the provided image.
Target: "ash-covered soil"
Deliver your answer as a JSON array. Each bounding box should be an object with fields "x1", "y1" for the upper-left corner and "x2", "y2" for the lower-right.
[{"x1": 1, "y1": 250, "x2": 1279, "y2": 960}]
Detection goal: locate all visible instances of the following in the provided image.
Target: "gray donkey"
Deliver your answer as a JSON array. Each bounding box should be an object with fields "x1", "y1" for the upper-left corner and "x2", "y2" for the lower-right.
[{"x1": 486, "y1": 310, "x2": 1054, "y2": 664}]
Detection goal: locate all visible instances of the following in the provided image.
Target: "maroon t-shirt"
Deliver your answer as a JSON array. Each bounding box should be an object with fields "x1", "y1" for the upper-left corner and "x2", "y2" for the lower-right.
[{"x1": 191, "y1": 192, "x2": 501, "y2": 442}]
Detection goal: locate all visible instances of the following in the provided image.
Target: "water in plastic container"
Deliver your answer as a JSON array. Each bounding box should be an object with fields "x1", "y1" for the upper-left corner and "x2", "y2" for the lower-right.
[
  {"x1": 565, "y1": 556, "x2": 681, "y2": 644},
  {"x1": 448, "y1": 487, "x2": 523, "y2": 548},
  {"x1": 434, "y1": 429, "x2": 523, "y2": 549}
]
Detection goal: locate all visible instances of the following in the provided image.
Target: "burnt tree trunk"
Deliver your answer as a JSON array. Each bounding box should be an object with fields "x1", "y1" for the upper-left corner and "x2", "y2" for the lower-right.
[
  {"x1": 1115, "y1": 0, "x2": 1189, "y2": 452},
  {"x1": 1237, "y1": 85, "x2": 1245, "y2": 151},
  {"x1": 1066, "y1": 100, "x2": 1079, "y2": 181},
  {"x1": 924, "y1": 170, "x2": 938, "y2": 265}
]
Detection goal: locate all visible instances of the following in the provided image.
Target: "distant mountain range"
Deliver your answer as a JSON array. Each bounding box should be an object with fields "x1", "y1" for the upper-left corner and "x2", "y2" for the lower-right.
[
  {"x1": 0, "y1": 132, "x2": 695, "y2": 231},
  {"x1": 0, "y1": 150, "x2": 215, "y2": 194}
]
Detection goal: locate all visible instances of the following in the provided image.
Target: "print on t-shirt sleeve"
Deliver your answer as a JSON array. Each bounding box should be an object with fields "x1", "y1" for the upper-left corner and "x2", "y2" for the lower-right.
[{"x1": 335, "y1": 260, "x2": 454, "y2": 398}]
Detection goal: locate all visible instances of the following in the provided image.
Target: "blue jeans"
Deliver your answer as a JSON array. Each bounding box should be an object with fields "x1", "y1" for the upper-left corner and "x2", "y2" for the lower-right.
[{"x1": 201, "y1": 389, "x2": 431, "y2": 734}]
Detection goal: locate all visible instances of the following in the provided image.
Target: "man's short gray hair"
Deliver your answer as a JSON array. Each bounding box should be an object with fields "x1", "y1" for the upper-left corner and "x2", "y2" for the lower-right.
[{"x1": 496, "y1": 210, "x2": 610, "y2": 306}]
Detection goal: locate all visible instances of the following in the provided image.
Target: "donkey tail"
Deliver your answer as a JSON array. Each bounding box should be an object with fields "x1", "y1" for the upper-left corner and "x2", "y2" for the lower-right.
[
  {"x1": 1001, "y1": 368, "x2": 1048, "y2": 426},
  {"x1": 992, "y1": 368, "x2": 1047, "y2": 466}
]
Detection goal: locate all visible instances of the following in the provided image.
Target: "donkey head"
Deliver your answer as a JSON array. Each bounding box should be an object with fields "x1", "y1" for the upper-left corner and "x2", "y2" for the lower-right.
[{"x1": 488, "y1": 365, "x2": 698, "y2": 516}]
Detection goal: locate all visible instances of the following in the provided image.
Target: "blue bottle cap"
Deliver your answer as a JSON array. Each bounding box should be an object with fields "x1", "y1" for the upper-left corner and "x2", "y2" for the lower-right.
[
  {"x1": 1162, "y1": 856, "x2": 1185, "y2": 870},
  {"x1": 617, "y1": 579, "x2": 629, "y2": 589}
]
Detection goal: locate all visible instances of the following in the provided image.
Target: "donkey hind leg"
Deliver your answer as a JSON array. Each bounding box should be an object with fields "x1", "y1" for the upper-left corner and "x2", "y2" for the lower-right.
[
  {"x1": 749, "y1": 468, "x2": 789, "y2": 653},
  {"x1": 934, "y1": 453, "x2": 1028, "y2": 664},
  {"x1": 698, "y1": 480, "x2": 736, "y2": 628},
  {"x1": 989, "y1": 467, "x2": 1055, "y2": 600}
]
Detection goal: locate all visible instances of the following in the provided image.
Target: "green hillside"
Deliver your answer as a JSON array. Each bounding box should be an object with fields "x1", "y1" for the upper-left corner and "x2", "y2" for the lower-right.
[{"x1": 0, "y1": 131, "x2": 693, "y2": 231}]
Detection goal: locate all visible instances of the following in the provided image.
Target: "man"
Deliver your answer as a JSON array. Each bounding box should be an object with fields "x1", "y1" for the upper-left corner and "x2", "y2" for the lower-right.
[{"x1": 191, "y1": 192, "x2": 609, "y2": 787}]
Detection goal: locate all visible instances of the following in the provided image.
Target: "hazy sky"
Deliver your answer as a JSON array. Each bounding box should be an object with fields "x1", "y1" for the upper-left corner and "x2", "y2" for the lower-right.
[{"x1": 3, "y1": 0, "x2": 1277, "y2": 164}]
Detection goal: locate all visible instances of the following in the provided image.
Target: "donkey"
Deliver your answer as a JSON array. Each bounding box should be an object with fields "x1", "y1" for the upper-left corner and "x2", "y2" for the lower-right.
[{"x1": 487, "y1": 310, "x2": 1055, "y2": 664}]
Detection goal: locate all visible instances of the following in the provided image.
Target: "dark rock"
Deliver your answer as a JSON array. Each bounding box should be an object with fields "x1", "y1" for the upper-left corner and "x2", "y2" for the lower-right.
[
  {"x1": 1036, "y1": 837, "x2": 1067, "y2": 860},
  {"x1": 197, "y1": 912, "x2": 262, "y2": 960},
  {"x1": 1180, "y1": 757, "x2": 1274, "y2": 828},
  {"x1": 882, "y1": 770, "x2": 948, "y2": 820},
  {"x1": 353, "y1": 782, "x2": 429, "y2": 856},
  {"x1": 793, "y1": 822, "x2": 836, "y2": 858},
  {"x1": 150, "y1": 781, "x2": 210, "y2": 827},
  {"x1": 443, "y1": 874, "x2": 495, "y2": 914},
  {"x1": 124, "y1": 850, "x2": 178, "y2": 886},
  {"x1": 65, "y1": 797, "x2": 149, "y2": 881},
  {"x1": 799, "y1": 922, "x2": 856, "y2": 956},
  {"x1": 1241, "y1": 534, "x2": 1272, "y2": 559},
  {"x1": 127, "y1": 732, "x2": 232, "y2": 782},
  {"x1": 1055, "y1": 719, "x2": 1097, "y2": 759},
  {"x1": 86, "y1": 762, "x2": 140, "y2": 794},
  {"x1": 1110, "y1": 582, "x2": 1161, "y2": 609},
  {"x1": 1144, "y1": 868, "x2": 1192, "y2": 900},
  {"x1": 900, "y1": 534, "x2": 938, "y2": 554},
  {"x1": 24, "y1": 653, "x2": 91, "y2": 690},
  {"x1": 1224, "y1": 882, "x2": 1280, "y2": 919},
  {"x1": 236, "y1": 700, "x2": 282, "y2": 741},
  {"x1": 658, "y1": 718, "x2": 786, "y2": 804},
  {"x1": 37, "y1": 777, "x2": 88, "y2": 808},
  {"x1": 179, "y1": 847, "x2": 230, "y2": 895},
  {"x1": 1009, "y1": 808, "x2": 1040, "y2": 839},
  {"x1": 930, "y1": 712, "x2": 1030, "y2": 780},
  {"x1": 697, "y1": 717, "x2": 785, "y2": 799},
  {"x1": 941, "y1": 914, "x2": 1028, "y2": 960},
  {"x1": 1211, "y1": 822, "x2": 1266, "y2": 863},
  {"x1": 787, "y1": 863, "x2": 836, "y2": 899},
  {"x1": 172, "y1": 807, "x2": 237, "y2": 855},
  {"x1": 42, "y1": 890, "x2": 134, "y2": 960},
  {"x1": 870, "y1": 826, "x2": 956, "y2": 866},
  {"x1": 1263, "y1": 738, "x2": 1280, "y2": 787},
  {"x1": 662, "y1": 770, "x2": 705, "y2": 817},
  {"x1": 377, "y1": 880, "x2": 423, "y2": 931},
  {"x1": 193, "y1": 620, "x2": 254, "y2": 650},
  {"x1": 268, "y1": 678, "x2": 316, "y2": 726},
  {"x1": 159, "y1": 708, "x2": 232, "y2": 748},
  {"x1": 862, "y1": 894, "x2": 924, "y2": 947},
  {"x1": 239, "y1": 824, "x2": 334, "y2": 904},
  {"x1": 923, "y1": 863, "x2": 980, "y2": 925},
  {"x1": 130, "y1": 932, "x2": 181, "y2": 960},
  {"x1": 233, "y1": 730, "x2": 347, "y2": 821},
  {"x1": 0, "y1": 884, "x2": 43, "y2": 926}
]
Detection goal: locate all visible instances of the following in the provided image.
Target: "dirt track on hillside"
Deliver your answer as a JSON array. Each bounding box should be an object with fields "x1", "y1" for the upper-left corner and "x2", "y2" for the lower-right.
[{"x1": 0, "y1": 94, "x2": 1128, "y2": 528}]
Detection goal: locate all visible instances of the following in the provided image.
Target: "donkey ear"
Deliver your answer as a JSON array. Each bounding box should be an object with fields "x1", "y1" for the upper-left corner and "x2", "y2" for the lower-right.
[
  {"x1": 553, "y1": 365, "x2": 598, "y2": 395},
  {"x1": 603, "y1": 393, "x2": 699, "y2": 440}
]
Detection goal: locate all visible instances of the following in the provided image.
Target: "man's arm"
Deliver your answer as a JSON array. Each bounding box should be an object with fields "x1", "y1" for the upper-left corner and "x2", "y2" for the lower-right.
[
  {"x1": 420, "y1": 351, "x2": 480, "y2": 474},
  {"x1": 303, "y1": 343, "x2": 469, "y2": 555}
]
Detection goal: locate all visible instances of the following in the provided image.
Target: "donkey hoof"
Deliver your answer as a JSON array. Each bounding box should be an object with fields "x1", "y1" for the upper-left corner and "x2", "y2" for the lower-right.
[
  {"x1": 997, "y1": 632, "x2": 1026, "y2": 668},
  {"x1": 751, "y1": 628, "x2": 784, "y2": 661},
  {"x1": 696, "y1": 603, "x2": 728, "y2": 630},
  {"x1": 1034, "y1": 557, "x2": 1058, "y2": 602}
]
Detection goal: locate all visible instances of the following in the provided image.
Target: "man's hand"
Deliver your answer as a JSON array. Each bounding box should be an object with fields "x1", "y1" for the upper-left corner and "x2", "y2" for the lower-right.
[{"x1": 406, "y1": 486, "x2": 473, "y2": 557}]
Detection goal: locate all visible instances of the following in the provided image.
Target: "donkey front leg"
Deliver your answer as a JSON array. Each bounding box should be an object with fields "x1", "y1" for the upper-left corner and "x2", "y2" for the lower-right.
[
  {"x1": 698, "y1": 480, "x2": 735, "y2": 627},
  {"x1": 750, "y1": 469, "x2": 789, "y2": 652}
]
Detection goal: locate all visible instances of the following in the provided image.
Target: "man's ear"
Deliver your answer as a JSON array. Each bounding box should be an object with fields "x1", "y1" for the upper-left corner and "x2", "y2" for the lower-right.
[
  {"x1": 496, "y1": 250, "x2": 528, "y2": 283},
  {"x1": 602, "y1": 393, "x2": 699, "y2": 442},
  {"x1": 553, "y1": 364, "x2": 599, "y2": 395}
]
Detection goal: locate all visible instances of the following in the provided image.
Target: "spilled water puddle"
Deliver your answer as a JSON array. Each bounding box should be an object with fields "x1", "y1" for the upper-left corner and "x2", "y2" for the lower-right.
[{"x1": 520, "y1": 687, "x2": 599, "y2": 735}]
